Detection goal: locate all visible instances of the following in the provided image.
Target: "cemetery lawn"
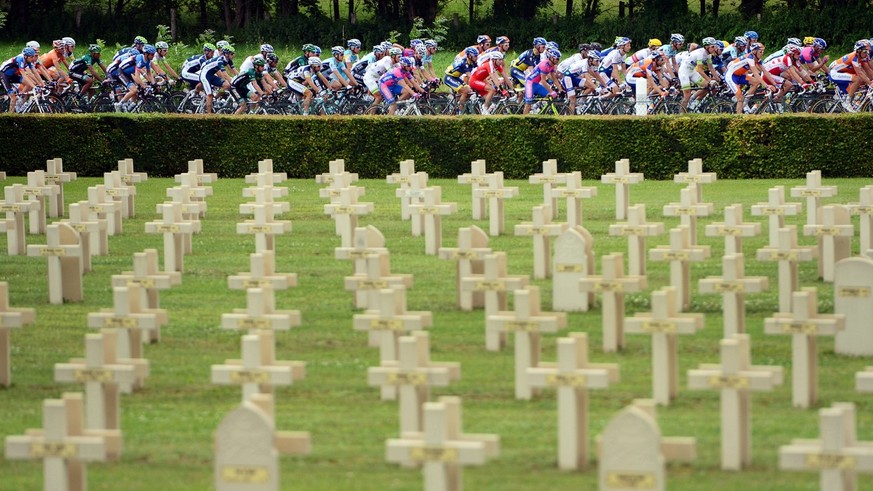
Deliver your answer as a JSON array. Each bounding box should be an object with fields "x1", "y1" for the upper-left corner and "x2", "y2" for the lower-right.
[{"x1": 0, "y1": 174, "x2": 871, "y2": 491}]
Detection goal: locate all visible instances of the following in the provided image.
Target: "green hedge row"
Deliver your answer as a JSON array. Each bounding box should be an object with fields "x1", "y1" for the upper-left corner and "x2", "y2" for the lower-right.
[{"x1": 1, "y1": 114, "x2": 871, "y2": 180}]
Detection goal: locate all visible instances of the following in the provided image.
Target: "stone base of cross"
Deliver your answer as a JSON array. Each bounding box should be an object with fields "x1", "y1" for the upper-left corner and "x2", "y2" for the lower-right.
[{"x1": 0, "y1": 281, "x2": 36, "y2": 387}]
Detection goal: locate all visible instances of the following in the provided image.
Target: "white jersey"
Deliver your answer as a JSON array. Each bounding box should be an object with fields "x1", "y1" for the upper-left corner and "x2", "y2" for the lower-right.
[
  {"x1": 560, "y1": 57, "x2": 588, "y2": 77},
  {"x1": 477, "y1": 50, "x2": 504, "y2": 67},
  {"x1": 239, "y1": 55, "x2": 262, "y2": 74},
  {"x1": 681, "y1": 48, "x2": 711, "y2": 71},
  {"x1": 556, "y1": 53, "x2": 584, "y2": 73},
  {"x1": 763, "y1": 54, "x2": 794, "y2": 75},
  {"x1": 364, "y1": 55, "x2": 394, "y2": 80},
  {"x1": 601, "y1": 48, "x2": 625, "y2": 68},
  {"x1": 763, "y1": 48, "x2": 788, "y2": 65},
  {"x1": 625, "y1": 48, "x2": 651, "y2": 65}
]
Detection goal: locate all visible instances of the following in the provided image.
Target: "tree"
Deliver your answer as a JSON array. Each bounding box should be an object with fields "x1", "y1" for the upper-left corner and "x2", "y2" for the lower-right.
[
  {"x1": 738, "y1": 0, "x2": 764, "y2": 17},
  {"x1": 492, "y1": 0, "x2": 550, "y2": 20}
]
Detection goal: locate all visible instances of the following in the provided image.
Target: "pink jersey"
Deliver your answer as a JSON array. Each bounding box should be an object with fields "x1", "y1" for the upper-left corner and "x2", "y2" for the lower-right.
[{"x1": 525, "y1": 59, "x2": 554, "y2": 84}]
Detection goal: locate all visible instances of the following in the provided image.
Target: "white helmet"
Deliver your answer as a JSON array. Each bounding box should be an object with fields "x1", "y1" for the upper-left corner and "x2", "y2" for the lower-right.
[
  {"x1": 26, "y1": 41, "x2": 40, "y2": 50},
  {"x1": 62, "y1": 37, "x2": 75, "y2": 47}
]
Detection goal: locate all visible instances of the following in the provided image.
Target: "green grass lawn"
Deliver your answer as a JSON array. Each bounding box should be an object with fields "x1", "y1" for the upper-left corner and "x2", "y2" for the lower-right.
[{"x1": 0, "y1": 172, "x2": 871, "y2": 490}]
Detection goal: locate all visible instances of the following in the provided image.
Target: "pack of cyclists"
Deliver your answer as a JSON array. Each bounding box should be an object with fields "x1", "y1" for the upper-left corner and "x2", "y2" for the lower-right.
[{"x1": 1, "y1": 31, "x2": 869, "y2": 114}]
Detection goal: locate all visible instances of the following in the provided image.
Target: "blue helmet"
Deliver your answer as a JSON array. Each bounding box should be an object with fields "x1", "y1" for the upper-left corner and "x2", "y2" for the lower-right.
[
  {"x1": 410, "y1": 39, "x2": 423, "y2": 48},
  {"x1": 311, "y1": 45, "x2": 322, "y2": 56},
  {"x1": 615, "y1": 37, "x2": 631, "y2": 47},
  {"x1": 477, "y1": 35, "x2": 491, "y2": 44},
  {"x1": 814, "y1": 38, "x2": 827, "y2": 50},
  {"x1": 22, "y1": 47, "x2": 36, "y2": 57},
  {"x1": 533, "y1": 37, "x2": 547, "y2": 47},
  {"x1": 547, "y1": 49, "x2": 561, "y2": 59},
  {"x1": 424, "y1": 39, "x2": 437, "y2": 49},
  {"x1": 734, "y1": 36, "x2": 748, "y2": 47},
  {"x1": 465, "y1": 47, "x2": 479, "y2": 58},
  {"x1": 143, "y1": 44, "x2": 157, "y2": 54},
  {"x1": 399, "y1": 56, "x2": 414, "y2": 67},
  {"x1": 546, "y1": 41, "x2": 559, "y2": 51},
  {"x1": 744, "y1": 31, "x2": 759, "y2": 40}
]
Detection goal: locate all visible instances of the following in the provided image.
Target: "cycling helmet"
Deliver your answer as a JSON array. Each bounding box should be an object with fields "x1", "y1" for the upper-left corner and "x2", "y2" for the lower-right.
[
  {"x1": 546, "y1": 41, "x2": 559, "y2": 50},
  {"x1": 578, "y1": 43, "x2": 590, "y2": 52},
  {"x1": 744, "y1": 31, "x2": 759, "y2": 40},
  {"x1": 63, "y1": 37, "x2": 75, "y2": 47},
  {"x1": 134, "y1": 36, "x2": 147, "y2": 45},
  {"x1": 260, "y1": 43, "x2": 274, "y2": 53},
  {"x1": 253, "y1": 57, "x2": 266, "y2": 67},
  {"x1": 348, "y1": 39, "x2": 361, "y2": 49},
  {"x1": 533, "y1": 37, "x2": 547, "y2": 47},
  {"x1": 786, "y1": 45, "x2": 801, "y2": 55},
  {"x1": 492, "y1": 52, "x2": 505, "y2": 60},
  {"x1": 496, "y1": 36, "x2": 510, "y2": 45},
  {"x1": 589, "y1": 42, "x2": 603, "y2": 52},
  {"x1": 218, "y1": 40, "x2": 231, "y2": 50},
  {"x1": 26, "y1": 41, "x2": 40, "y2": 50},
  {"x1": 399, "y1": 56, "x2": 414, "y2": 67},
  {"x1": 143, "y1": 44, "x2": 157, "y2": 54},
  {"x1": 702, "y1": 37, "x2": 718, "y2": 47},
  {"x1": 648, "y1": 38, "x2": 662, "y2": 48},
  {"x1": 22, "y1": 47, "x2": 36, "y2": 57},
  {"x1": 265, "y1": 53, "x2": 279, "y2": 63},
  {"x1": 52, "y1": 40, "x2": 64, "y2": 49},
  {"x1": 88, "y1": 44, "x2": 102, "y2": 54},
  {"x1": 308, "y1": 56, "x2": 322, "y2": 66},
  {"x1": 670, "y1": 33, "x2": 685, "y2": 44},
  {"x1": 734, "y1": 36, "x2": 748, "y2": 46},
  {"x1": 547, "y1": 49, "x2": 561, "y2": 59},
  {"x1": 786, "y1": 37, "x2": 802, "y2": 47},
  {"x1": 464, "y1": 47, "x2": 479, "y2": 58},
  {"x1": 615, "y1": 37, "x2": 631, "y2": 47},
  {"x1": 721, "y1": 41, "x2": 729, "y2": 49},
  {"x1": 204, "y1": 43, "x2": 216, "y2": 52},
  {"x1": 803, "y1": 36, "x2": 815, "y2": 46},
  {"x1": 401, "y1": 48, "x2": 413, "y2": 56},
  {"x1": 302, "y1": 43, "x2": 314, "y2": 53},
  {"x1": 749, "y1": 42, "x2": 764, "y2": 52},
  {"x1": 588, "y1": 51, "x2": 601, "y2": 61},
  {"x1": 381, "y1": 41, "x2": 393, "y2": 51},
  {"x1": 331, "y1": 46, "x2": 344, "y2": 56},
  {"x1": 477, "y1": 35, "x2": 491, "y2": 44},
  {"x1": 410, "y1": 39, "x2": 423, "y2": 48},
  {"x1": 311, "y1": 45, "x2": 322, "y2": 56},
  {"x1": 156, "y1": 41, "x2": 169, "y2": 50},
  {"x1": 222, "y1": 45, "x2": 235, "y2": 55},
  {"x1": 388, "y1": 47, "x2": 403, "y2": 57},
  {"x1": 814, "y1": 38, "x2": 827, "y2": 49},
  {"x1": 373, "y1": 45, "x2": 385, "y2": 54},
  {"x1": 855, "y1": 40, "x2": 869, "y2": 52},
  {"x1": 424, "y1": 39, "x2": 437, "y2": 49},
  {"x1": 650, "y1": 50, "x2": 664, "y2": 59},
  {"x1": 415, "y1": 45, "x2": 427, "y2": 57}
]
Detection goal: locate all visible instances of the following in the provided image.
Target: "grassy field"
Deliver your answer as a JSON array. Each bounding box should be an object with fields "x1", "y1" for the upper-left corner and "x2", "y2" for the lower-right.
[{"x1": 0, "y1": 171, "x2": 871, "y2": 490}]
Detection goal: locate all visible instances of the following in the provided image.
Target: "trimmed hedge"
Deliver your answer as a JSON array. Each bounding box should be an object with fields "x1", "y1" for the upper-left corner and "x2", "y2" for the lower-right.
[{"x1": 1, "y1": 114, "x2": 871, "y2": 180}]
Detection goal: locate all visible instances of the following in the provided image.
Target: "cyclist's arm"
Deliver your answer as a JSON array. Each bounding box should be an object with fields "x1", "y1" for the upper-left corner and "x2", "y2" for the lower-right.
[
  {"x1": 272, "y1": 70, "x2": 288, "y2": 88},
  {"x1": 695, "y1": 62, "x2": 716, "y2": 83},
  {"x1": 304, "y1": 75, "x2": 321, "y2": 95},
  {"x1": 342, "y1": 65, "x2": 357, "y2": 86}
]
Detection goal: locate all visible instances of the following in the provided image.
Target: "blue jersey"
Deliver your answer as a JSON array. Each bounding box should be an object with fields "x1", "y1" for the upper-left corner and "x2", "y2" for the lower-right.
[
  {"x1": 0, "y1": 54, "x2": 31, "y2": 77},
  {"x1": 202, "y1": 55, "x2": 230, "y2": 78},
  {"x1": 326, "y1": 56, "x2": 348, "y2": 81},
  {"x1": 511, "y1": 49, "x2": 540, "y2": 71},
  {"x1": 120, "y1": 53, "x2": 150, "y2": 75}
]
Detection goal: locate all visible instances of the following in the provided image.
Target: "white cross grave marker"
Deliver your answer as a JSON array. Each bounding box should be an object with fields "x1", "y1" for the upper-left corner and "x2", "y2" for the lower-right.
[
  {"x1": 649, "y1": 226, "x2": 711, "y2": 312},
  {"x1": 315, "y1": 158, "x2": 358, "y2": 185},
  {"x1": 529, "y1": 159, "x2": 569, "y2": 219},
  {"x1": 552, "y1": 226, "x2": 596, "y2": 312},
  {"x1": 27, "y1": 222, "x2": 83, "y2": 304},
  {"x1": 244, "y1": 158, "x2": 287, "y2": 184},
  {"x1": 24, "y1": 170, "x2": 59, "y2": 234},
  {"x1": 549, "y1": 171, "x2": 597, "y2": 229},
  {"x1": 111, "y1": 249, "x2": 180, "y2": 344},
  {"x1": 388, "y1": 160, "x2": 420, "y2": 221},
  {"x1": 601, "y1": 158, "x2": 644, "y2": 220},
  {"x1": 791, "y1": 170, "x2": 838, "y2": 226},
  {"x1": 221, "y1": 285, "x2": 301, "y2": 334},
  {"x1": 211, "y1": 332, "x2": 305, "y2": 401},
  {"x1": 44, "y1": 158, "x2": 76, "y2": 218},
  {"x1": 848, "y1": 185, "x2": 873, "y2": 256},
  {"x1": 86, "y1": 184, "x2": 122, "y2": 236},
  {"x1": 409, "y1": 186, "x2": 457, "y2": 255},
  {"x1": 438, "y1": 225, "x2": 490, "y2": 311},
  {"x1": 674, "y1": 158, "x2": 716, "y2": 203},
  {"x1": 0, "y1": 282, "x2": 35, "y2": 386},
  {"x1": 662, "y1": 185, "x2": 713, "y2": 245},
  {"x1": 228, "y1": 250, "x2": 296, "y2": 291},
  {"x1": 580, "y1": 253, "x2": 648, "y2": 353},
  {"x1": 324, "y1": 186, "x2": 374, "y2": 248},
  {"x1": 834, "y1": 256, "x2": 873, "y2": 356},
  {"x1": 460, "y1": 252, "x2": 529, "y2": 350},
  {"x1": 345, "y1": 250, "x2": 414, "y2": 310},
  {"x1": 458, "y1": 159, "x2": 489, "y2": 220},
  {"x1": 1, "y1": 184, "x2": 40, "y2": 255},
  {"x1": 145, "y1": 202, "x2": 199, "y2": 273},
  {"x1": 64, "y1": 202, "x2": 103, "y2": 272},
  {"x1": 803, "y1": 204, "x2": 853, "y2": 282},
  {"x1": 609, "y1": 204, "x2": 663, "y2": 277},
  {"x1": 514, "y1": 204, "x2": 566, "y2": 279},
  {"x1": 756, "y1": 226, "x2": 817, "y2": 313},
  {"x1": 699, "y1": 254, "x2": 769, "y2": 337},
  {"x1": 116, "y1": 158, "x2": 147, "y2": 217},
  {"x1": 705, "y1": 204, "x2": 761, "y2": 255},
  {"x1": 473, "y1": 171, "x2": 519, "y2": 236},
  {"x1": 751, "y1": 186, "x2": 802, "y2": 247}
]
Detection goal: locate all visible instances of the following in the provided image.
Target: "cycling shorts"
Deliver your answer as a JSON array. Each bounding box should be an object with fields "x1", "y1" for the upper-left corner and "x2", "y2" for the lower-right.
[
  {"x1": 443, "y1": 75, "x2": 466, "y2": 92},
  {"x1": 0, "y1": 73, "x2": 22, "y2": 95},
  {"x1": 379, "y1": 81, "x2": 403, "y2": 104},
  {"x1": 828, "y1": 69, "x2": 854, "y2": 94},
  {"x1": 524, "y1": 81, "x2": 550, "y2": 104}
]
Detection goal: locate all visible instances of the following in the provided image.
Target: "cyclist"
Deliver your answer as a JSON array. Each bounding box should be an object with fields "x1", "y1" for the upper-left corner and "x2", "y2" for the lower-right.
[
  {"x1": 39, "y1": 40, "x2": 71, "y2": 83},
  {"x1": 328, "y1": 46, "x2": 357, "y2": 89},
  {"x1": 229, "y1": 56, "x2": 266, "y2": 114},
  {"x1": 199, "y1": 45, "x2": 235, "y2": 114},
  {"x1": 0, "y1": 47, "x2": 42, "y2": 112},
  {"x1": 763, "y1": 38, "x2": 803, "y2": 64},
  {"x1": 115, "y1": 44, "x2": 157, "y2": 111},
  {"x1": 216, "y1": 40, "x2": 237, "y2": 76},
  {"x1": 152, "y1": 41, "x2": 180, "y2": 84},
  {"x1": 722, "y1": 36, "x2": 748, "y2": 65},
  {"x1": 510, "y1": 37, "x2": 547, "y2": 91},
  {"x1": 469, "y1": 52, "x2": 510, "y2": 114},
  {"x1": 263, "y1": 53, "x2": 287, "y2": 91},
  {"x1": 799, "y1": 38, "x2": 829, "y2": 77},
  {"x1": 725, "y1": 42, "x2": 777, "y2": 114},
  {"x1": 626, "y1": 51, "x2": 671, "y2": 99},
  {"x1": 378, "y1": 56, "x2": 421, "y2": 115},
  {"x1": 351, "y1": 45, "x2": 384, "y2": 86},
  {"x1": 557, "y1": 45, "x2": 593, "y2": 114},
  {"x1": 114, "y1": 36, "x2": 146, "y2": 61},
  {"x1": 180, "y1": 43, "x2": 215, "y2": 90},
  {"x1": 412, "y1": 45, "x2": 437, "y2": 87},
  {"x1": 284, "y1": 44, "x2": 316, "y2": 76},
  {"x1": 764, "y1": 44, "x2": 812, "y2": 103},
  {"x1": 422, "y1": 39, "x2": 439, "y2": 81},
  {"x1": 455, "y1": 35, "x2": 491, "y2": 61},
  {"x1": 365, "y1": 47, "x2": 401, "y2": 106},
  {"x1": 523, "y1": 48, "x2": 563, "y2": 114},
  {"x1": 444, "y1": 47, "x2": 478, "y2": 112},
  {"x1": 290, "y1": 57, "x2": 332, "y2": 115},
  {"x1": 626, "y1": 38, "x2": 661, "y2": 65},
  {"x1": 679, "y1": 37, "x2": 722, "y2": 111},
  {"x1": 828, "y1": 40, "x2": 873, "y2": 112},
  {"x1": 662, "y1": 34, "x2": 685, "y2": 79},
  {"x1": 68, "y1": 44, "x2": 107, "y2": 96},
  {"x1": 743, "y1": 31, "x2": 759, "y2": 53},
  {"x1": 599, "y1": 37, "x2": 632, "y2": 95},
  {"x1": 478, "y1": 36, "x2": 510, "y2": 67}
]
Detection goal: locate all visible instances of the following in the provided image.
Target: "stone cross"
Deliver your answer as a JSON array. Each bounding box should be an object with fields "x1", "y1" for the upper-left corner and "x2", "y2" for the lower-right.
[
  {"x1": 473, "y1": 171, "x2": 519, "y2": 236},
  {"x1": 211, "y1": 332, "x2": 305, "y2": 401},
  {"x1": 513, "y1": 204, "x2": 566, "y2": 279},
  {"x1": 608, "y1": 204, "x2": 663, "y2": 277},
  {"x1": 779, "y1": 402, "x2": 873, "y2": 491},
  {"x1": 173, "y1": 172, "x2": 213, "y2": 221},
  {"x1": 409, "y1": 186, "x2": 457, "y2": 255},
  {"x1": 86, "y1": 185, "x2": 122, "y2": 236},
  {"x1": 598, "y1": 400, "x2": 696, "y2": 491},
  {"x1": 705, "y1": 204, "x2": 761, "y2": 255},
  {"x1": 601, "y1": 158, "x2": 644, "y2": 220},
  {"x1": 315, "y1": 158, "x2": 358, "y2": 185},
  {"x1": 175, "y1": 167, "x2": 215, "y2": 220},
  {"x1": 529, "y1": 159, "x2": 569, "y2": 219},
  {"x1": 368, "y1": 331, "x2": 460, "y2": 433},
  {"x1": 177, "y1": 159, "x2": 218, "y2": 186},
  {"x1": 751, "y1": 186, "x2": 802, "y2": 247},
  {"x1": 354, "y1": 287, "x2": 432, "y2": 375},
  {"x1": 457, "y1": 159, "x2": 490, "y2": 220},
  {"x1": 335, "y1": 226, "x2": 387, "y2": 310},
  {"x1": 625, "y1": 287, "x2": 704, "y2": 405},
  {"x1": 111, "y1": 249, "x2": 180, "y2": 344},
  {"x1": 242, "y1": 173, "x2": 288, "y2": 202},
  {"x1": 386, "y1": 395, "x2": 500, "y2": 491},
  {"x1": 857, "y1": 367, "x2": 873, "y2": 393},
  {"x1": 699, "y1": 254, "x2": 769, "y2": 337},
  {"x1": 1, "y1": 184, "x2": 40, "y2": 255},
  {"x1": 649, "y1": 226, "x2": 711, "y2": 312},
  {"x1": 324, "y1": 186, "x2": 374, "y2": 248},
  {"x1": 687, "y1": 334, "x2": 783, "y2": 470},
  {"x1": 24, "y1": 170, "x2": 59, "y2": 234},
  {"x1": 527, "y1": 332, "x2": 619, "y2": 470},
  {"x1": 222, "y1": 286, "x2": 301, "y2": 334},
  {"x1": 116, "y1": 158, "x2": 148, "y2": 217},
  {"x1": 765, "y1": 288, "x2": 845, "y2": 408},
  {"x1": 228, "y1": 250, "x2": 297, "y2": 291},
  {"x1": 238, "y1": 200, "x2": 292, "y2": 253},
  {"x1": 791, "y1": 170, "x2": 838, "y2": 226},
  {"x1": 662, "y1": 185, "x2": 713, "y2": 245},
  {"x1": 487, "y1": 286, "x2": 567, "y2": 398},
  {"x1": 387, "y1": 160, "x2": 419, "y2": 220},
  {"x1": 145, "y1": 202, "x2": 199, "y2": 273},
  {"x1": 102, "y1": 170, "x2": 135, "y2": 219},
  {"x1": 394, "y1": 172, "x2": 429, "y2": 236},
  {"x1": 438, "y1": 225, "x2": 490, "y2": 311},
  {"x1": 64, "y1": 202, "x2": 102, "y2": 272},
  {"x1": 459, "y1": 252, "x2": 529, "y2": 349},
  {"x1": 552, "y1": 226, "x2": 595, "y2": 312},
  {"x1": 44, "y1": 158, "x2": 77, "y2": 218},
  {"x1": 834, "y1": 256, "x2": 873, "y2": 356},
  {"x1": 4, "y1": 392, "x2": 118, "y2": 491},
  {"x1": 674, "y1": 158, "x2": 716, "y2": 203},
  {"x1": 344, "y1": 251, "x2": 413, "y2": 310},
  {"x1": 848, "y1": 186, "x2": 873, "y2": 255},
  {"x1": 54, "y1": 331, "x2": 136, "y2": 430},
  {"x1": 803, "y1": 204, "x2": 853, "y2": 282},
  {"x1": 0, "y1": 281, "x2": 35, "y2": 386},
  {"x1": 579, "y1": 253, "x2": 647, "y2": 353},
  {"x1": 756, "y1": 226, "x2": 817, "y2": 313},
  {"x1": 27, "y1": 222, "x2": 83, "y2": 304},
  {"x1": 244, "y1": 158, "x2": 287, "y2": 184},
  {"x1": 549, "y1": 171, "x2": 597, "y2": 228}
]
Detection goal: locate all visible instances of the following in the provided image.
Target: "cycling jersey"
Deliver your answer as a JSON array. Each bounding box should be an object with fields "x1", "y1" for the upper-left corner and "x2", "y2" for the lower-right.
[
  {"x1": 662, "y1": 45, "x2": 680, "y2": 58},
  {"x1": 113, "y1": 47, "x2": 138, "y2": 62},
  {"x1": 511, "y1": 49, "x2": 540, "y2": 71},
  {"x1": 627, "y1": 58, "x2": 659, "y2": 79},
  {"x1": 230, "y1": 67, "x2": 263, "y2": 100},
  {"x1": 799, "y1": 47, "x2": 820, "y2": 65},
  {"x1": 444, "y1": 58, "x2": 473, "y2": 79},
  {"x1": 69, "y1": 54, "x2": 98, "y2": 74},
  {"x1": 343, "y1": 50, "x2": 358, "y2": 65},
  {"x1": 557, "y1": 53, "x2": 584, "y2": 74},
  {"x1": 378, "y1": 66, "x2": 411, "y2": 103},
  {"x1": 625, "y1": 48, "x2": 651, "y2": 65},
  {"x1": 469, "y1": 62, "x2": 503, "y2": 96},
  {"x1": 1, "y1": 54, "x2": 32, "y2": 78},
  {"x1": 524, "y1": 59, "x2": 555, "y2": 103},
  {"x1": 327, "y1": 56, "x2": 349, "y2": 81},
  {"x1": 764, "y1": 54, "x2": 796, "y2": 77},
  {"x1": 763, "y1": 48, "x2": 788, "y2": 65},
  {"x1": 600, "y1": 48, "x2": 625, "y2": 69},
  {"x1": 39, "y1": 50, "x2": 65, "y2": 70},
  {"x1": 681, "y1": 48, "x2": 712, "y2": 71},
  {"x1": 120, "y1": 53, "x2": 151, "y2": 75},
  {"x1": 830, "y1": 52, "x2": 867, "y2": 75},
  {"x1": 477, "y1": 50, "x2": 505, "y2": 67},
  {"x1": 284, "y1": 55, "x2": 306, "y2": 76},
  {"x1": 352, "y1": 53, "x2": 376, "y2": 79},
  {"x1": 454, "y1": 44, "x2": 484, "y2": 61},
  {"x1": 559, "y1": 57, "x2": 588, "y2": 77},
  {"x1": 721, "y1": 45, "x2": 744, "y2": 64}
]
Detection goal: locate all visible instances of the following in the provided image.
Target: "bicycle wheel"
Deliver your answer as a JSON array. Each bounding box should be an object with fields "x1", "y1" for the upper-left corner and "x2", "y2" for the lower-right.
[
  {"x1": 809, "y1": 98, "x2": 842, "y2": 114},
  {"x1": 46, "y1": 95, "x2": 65, "y2": 114},
  {"x1": 705, "y1": 101, "x2": 736, "y2": 114},
  {"x1": 168, "y1": 92, "x2": 187, "y2": 113},
  {"x1": 608, "y1": 100, "x2": 635, "y2": 115},
  {"x1": 364, "y1": 104, "x2": 385, "y2": 115},
  {"x1": 141, "y1": 100, "x2": 167, "y2": 113}
]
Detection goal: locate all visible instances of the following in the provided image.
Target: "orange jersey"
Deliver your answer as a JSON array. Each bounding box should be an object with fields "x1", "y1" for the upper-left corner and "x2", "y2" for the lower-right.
[{"x1": 39, "y1": 50, "x2": 65, "y2": 69}]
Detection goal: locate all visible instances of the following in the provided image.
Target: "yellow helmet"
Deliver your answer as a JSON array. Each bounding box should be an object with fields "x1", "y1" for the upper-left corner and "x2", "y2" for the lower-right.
[
  {"x1": 803, "y1": 36, "x2": 816, "y2": 46},
  {"x1": 648, "y1": 38, "x2": 662, "y2": 48}
]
